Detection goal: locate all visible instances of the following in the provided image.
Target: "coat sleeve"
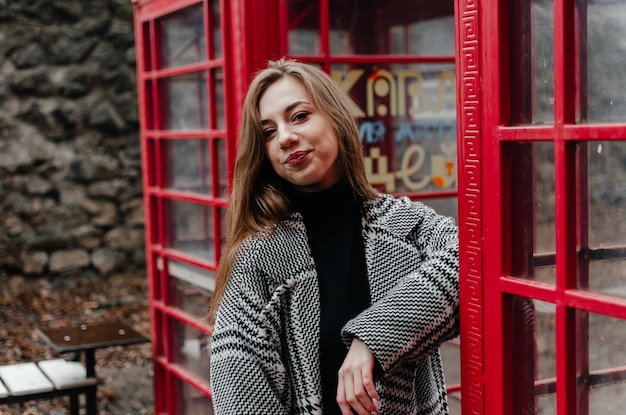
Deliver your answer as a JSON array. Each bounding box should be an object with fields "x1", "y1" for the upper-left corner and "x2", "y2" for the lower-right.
[
  {"x1": 341, "y1": 200, "x2": 460, "y2": 374},
  {"x1": 210, "y1": 240, "x2": 291, "y2": 414}
]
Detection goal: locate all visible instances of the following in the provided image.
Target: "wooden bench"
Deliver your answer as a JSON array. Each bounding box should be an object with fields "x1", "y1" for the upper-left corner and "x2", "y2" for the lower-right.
[{"x1": 0, "y1": 359, "x2": 97, "y2": 415}]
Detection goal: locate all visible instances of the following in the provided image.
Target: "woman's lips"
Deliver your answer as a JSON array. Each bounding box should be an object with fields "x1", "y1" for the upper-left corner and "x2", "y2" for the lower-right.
[{"x1": 285, "y1": 151, "x2": 309, "y2": 166}]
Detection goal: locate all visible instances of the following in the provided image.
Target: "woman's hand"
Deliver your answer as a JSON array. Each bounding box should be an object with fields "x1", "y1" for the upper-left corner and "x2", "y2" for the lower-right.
[{"x1": 336, "y1": 338, "x2": 381, "y2": 415}]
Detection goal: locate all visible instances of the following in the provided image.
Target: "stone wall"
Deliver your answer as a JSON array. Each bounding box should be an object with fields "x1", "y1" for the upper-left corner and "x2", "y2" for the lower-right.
[{"x1": 0, "y1": 0, "x2": 145, "y2": 277}]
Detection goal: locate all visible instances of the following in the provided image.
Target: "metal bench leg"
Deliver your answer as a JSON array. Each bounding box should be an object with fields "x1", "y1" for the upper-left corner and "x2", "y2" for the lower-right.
[
  {"x1": 69, "y1": 393, "x2": 79, "y2": 415},
  {"x1": 84, "y1": 350, "x2": 98, "y2": 415},
  {"x1": 86, "y1": 389, "x2": 97, "y2": 415}
]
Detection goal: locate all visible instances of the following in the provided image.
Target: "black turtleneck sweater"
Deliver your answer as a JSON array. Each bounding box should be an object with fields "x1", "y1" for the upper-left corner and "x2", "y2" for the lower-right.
[{"x1": 285, "y1": 180, "x2": 371, "y2": 415}]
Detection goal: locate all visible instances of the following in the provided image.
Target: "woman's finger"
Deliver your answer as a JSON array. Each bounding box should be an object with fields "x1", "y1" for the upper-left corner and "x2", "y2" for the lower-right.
[{"x1": 337, "y1": 339, "x2": 381, "y2": 414}]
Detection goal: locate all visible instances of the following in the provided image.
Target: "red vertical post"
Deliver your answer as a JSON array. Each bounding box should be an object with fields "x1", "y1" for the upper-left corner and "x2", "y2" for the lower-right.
[{"x1": 456, "y1": 0, "x2": 485, "y2": 413}]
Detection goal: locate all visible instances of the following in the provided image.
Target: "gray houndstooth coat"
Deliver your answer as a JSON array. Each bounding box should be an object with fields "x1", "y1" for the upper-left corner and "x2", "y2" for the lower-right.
[{"x1": 210, "y1": 194, "x2": 460, "y2": 414}]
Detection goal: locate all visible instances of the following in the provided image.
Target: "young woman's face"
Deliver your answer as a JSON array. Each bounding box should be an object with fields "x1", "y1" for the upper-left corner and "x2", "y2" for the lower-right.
[{"x1": 259, "y1": 76, "x2": 341, "y2": 192}]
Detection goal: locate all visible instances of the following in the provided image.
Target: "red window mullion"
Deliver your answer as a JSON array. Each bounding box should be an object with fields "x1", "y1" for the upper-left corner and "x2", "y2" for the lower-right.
[
  {"x1": 556, "y1": 304, "x2": 580, "y2": 415},
  {"x1": 574, "y1": 0, "x2": 588, "y2": 123},
  {"x1": 207, "y1": 69, "x2": 215, "y2": 129},
  {"x1": 153, "y1": 245, "x2": 216, "y2": 273},
  {"x1": 564, "y1": 124, "x2": 626, "y2": 139},
  {"x1": 208, "y1": 138, "x2": 218, "y2": 198},
  {"x1": 554, "y1": 0, "x2": 589, "y2": 413},
  {"x1": 144, "y1": 61, "x2": 223, "y2": 79},
  {"x1": 198, "y1": 139, "x2": 210, "y2": 197},
  {"x1": 576, "y1": 139, "x2": 591, "y2": 413},
  {"x1": 500, "y1": 124, "x2": 626, "y2": 141},
  {"x1": 478, "y1": 0, "x2": 510, "y2": 412},
  {"x1": 277, "y1": 0, "x2": 288, "y2": 54},
  {"x1": 292, "y1": 54, "x2": 454, "y2": 65},
  {"x1": 554, "y1": 138, "x2": 580, "y2": 414},
  {"x1": 204, "y1": 0, "x2": 213, "y2": 60},
  {"x1": 553, "y1": 0, "x2": 576, "y2": 127},
  {"x1": 319, "y1": 0, "x2": 330, "y2": 70},
  {"x1": 136, "y1": 0, "x2": 203, "y2": 22}
]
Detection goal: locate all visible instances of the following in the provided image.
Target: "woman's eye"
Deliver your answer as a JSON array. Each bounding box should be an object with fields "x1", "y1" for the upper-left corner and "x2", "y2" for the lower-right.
[
  {"x1": 263, "y1": 129, "x2": 276, "y2": 139},
  {"x1": 292, "y1": 112, "x2": 308, "y2": 122}
]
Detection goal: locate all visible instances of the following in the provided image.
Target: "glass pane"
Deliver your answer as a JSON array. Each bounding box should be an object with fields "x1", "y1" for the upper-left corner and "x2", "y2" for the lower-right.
[
  {"x1": 212, "y1": 68, "x2": 225, "y2": 130},
  {"x1": 152, "y1": 254, "x2": 163, "y2": 300},
  {"x1": 536, "y1": 300, "x2": 557, "y2": 414},
  {"x1": 173, "y1": 375, "x2": 214, "y2": 415},
  {"x1": 535, "y1": 141, "x2": 556, "y2": 284},
  {"x1": 165, "y1": 200, "x2": 215, "y2": 261},
  {"x1": 535, "y1": 265, "x2": 556, "y2": 286},
  {"x1": 589, "y1": 260, "x2": 626, "y2": 299},
  {"x1": 165, "y1": 259, "x2": 214, "y2": 318},
  {"x1": 288, "y1": 0, "x2": 320, "y2": 55},
  {"x1": 149, "y1": 197, "x2": 159, "y2": 245},
  {"x1": 144, "y1": 80, "x2": 155, "y2": 130},
  {"x1": 585, "y1": 1, "x2": 626, "y2": 123},
  {"x1": 142, "y1": 22, "x2": 152, "y2": 71},
  {"x1": 330, "y1": 63, "x2": 457, "y2": 195},
  {"x1": 508, "y1": 142, "x2": 556, "y2": 284},
  {"x1": 160, "y1": 73, "x2": 208, "y2": 130},
  {"x1": 589, "y1": 383, "x2": 626, "y2": 415},
  {"x1": 170, "y1": 319, "x2": 211, "y2": 384},
  {"x1": 147, "y1": 139, "x2": 157, "y2": 187},
  {"x1": 329, "y1": 0, "x2": 454, "y2": 55},
  {"x1": 158, "y1": 4, "x2": 206, "y2": 69},
  {"x1": 214, "y1": 138, "x2": 228, "y2": 198},
  {"x1": 210, "y1": 0, "x2": 222, "y2": 59},
  {"x1": 588, "y1": 141, "x2": 626, "y2": 248},
  {"x1": 217, "y1": 207, "x2": 227, "y2": 256},
  {"x1": 586, "y1": 311, "x2": 626, "y2": 414},
  {"x1": 535, "y1": 142, "x2": 555, "y2": 254},
  {"x1": 509, "y1": 0, "x2": 554, "y2": 125},
  {"x1": 155, "y1": 311, "x2": 165, "y2": 357},
  {"x1": 163, "y1": 139, "x2": 211, "y2": 194},
  {"x1": 532, "y1": 0, "x2": 554, "y2": 124},
  {"x1": 509, "y1": 296, "x2": 557, "y2": 414}
]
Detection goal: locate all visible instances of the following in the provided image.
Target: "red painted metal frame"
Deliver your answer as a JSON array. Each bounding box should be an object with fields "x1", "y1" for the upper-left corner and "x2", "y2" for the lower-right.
[
  {"x1": 457, "y1": 0, "x2": 626, "y2": 414},
  {"x1": 136, "y1": 0, "x2": 462, "y2": 412},
  {"x1": 133, "y1": 0, "x2": 238, "y2": 413},
  {"x1": 455, "y1": 0, "x2": 486, "y2": 412},
  {"x1": 133, "y1": 0, "x2": 285, "y2": 412}
]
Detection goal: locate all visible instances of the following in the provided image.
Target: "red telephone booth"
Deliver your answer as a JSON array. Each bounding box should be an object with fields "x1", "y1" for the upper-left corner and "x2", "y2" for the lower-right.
[
  {"x1": 457, "y1": 0, "x2": 626, "y2": 414},
  {"x1": 132, "y1": 0, "x2": 626, "y2": 413},
  {"x1": 132, "y1": 0, "x2": 455, "y2": 413}
]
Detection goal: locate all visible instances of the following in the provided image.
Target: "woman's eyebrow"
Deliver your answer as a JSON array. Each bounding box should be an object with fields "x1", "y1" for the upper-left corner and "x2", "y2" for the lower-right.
[{"x1": 260, "y1": 101, "x2": 310, "y2": 125}]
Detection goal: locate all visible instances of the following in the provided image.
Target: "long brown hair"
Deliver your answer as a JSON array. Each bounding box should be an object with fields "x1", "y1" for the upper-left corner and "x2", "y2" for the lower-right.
[{"x1": 208, "y1": 59, "x2": 378, "y2": 323}]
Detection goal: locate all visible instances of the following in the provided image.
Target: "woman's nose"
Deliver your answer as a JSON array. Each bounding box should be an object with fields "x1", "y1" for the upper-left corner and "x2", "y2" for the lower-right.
[{"x1": 277, "y1": 125, "x2": 298, "y2": 148}]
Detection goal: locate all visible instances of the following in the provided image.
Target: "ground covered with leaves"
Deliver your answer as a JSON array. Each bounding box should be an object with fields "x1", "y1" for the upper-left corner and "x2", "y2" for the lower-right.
[{"x1": 0, "y1": 270, "x2": 153, "y2": 415}]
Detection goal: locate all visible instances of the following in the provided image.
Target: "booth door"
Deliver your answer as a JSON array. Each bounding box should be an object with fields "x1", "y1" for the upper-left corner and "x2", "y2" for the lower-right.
[
  {"x1": 133, "y1": 0, "x2": 231, "y2": 413},
  {"x1": 282, "y1": 0, "x2": 461, "y2": 411},
  {"x1": 457, "y1": 0, "x2": 626, "y2": 414}
]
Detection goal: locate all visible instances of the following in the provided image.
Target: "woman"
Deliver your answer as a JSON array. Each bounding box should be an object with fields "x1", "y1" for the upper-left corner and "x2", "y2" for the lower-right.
[{"x1": 209, "y1": 59, "x2": 459, "y2": 415}]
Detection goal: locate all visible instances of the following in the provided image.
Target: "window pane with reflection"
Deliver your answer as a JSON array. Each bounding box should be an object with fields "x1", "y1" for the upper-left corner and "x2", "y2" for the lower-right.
[
  {"x1": 586, "y1": 141, "x2": 626, "y2": 297},
  {"x1": 158, "y1": 4, "x2": 206, "y2": 69},
  {"x1": 329, "y1": 0, "x2": 454, "y2": 55},
  {"x1": 165, "y1": 199, "x2": 215, "y2": 261},
  {"x1": 160, "y1": 73, "x2": 208, "y2": 130},
  {"x1": 584, "y1": 1, "x2": 626, "y2": 123},
  {"x1": 330, "y1": 62, "x2": 457, "y2": 196},
  {"x1": 163, "y1": 139, "x2": 211, "y2": 195}
]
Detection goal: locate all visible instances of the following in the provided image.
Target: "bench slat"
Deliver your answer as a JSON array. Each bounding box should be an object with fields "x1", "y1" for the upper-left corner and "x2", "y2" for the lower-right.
[
  {"x1": 0, "y1": 362, "x2": 54, "y2": 396},
  {"x1": 0, "y1": 379, "x2": 8, "y2": 398},
  {"x1": 38, "y1": 359, "x2": 97, "y2": 390}
]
